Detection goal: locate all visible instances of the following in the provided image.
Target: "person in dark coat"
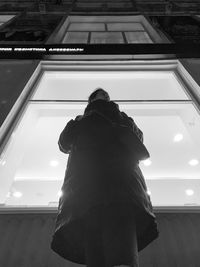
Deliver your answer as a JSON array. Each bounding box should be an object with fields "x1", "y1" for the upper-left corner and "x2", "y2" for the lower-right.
[{"x1": 50, "y1": 88, "x2": 159, "y2": 267}]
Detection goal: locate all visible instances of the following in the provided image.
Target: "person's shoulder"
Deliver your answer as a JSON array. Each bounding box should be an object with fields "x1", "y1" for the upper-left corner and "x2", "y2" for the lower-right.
[
  {"x1": 109, "y1": 100, "x2": 119, "y2": 110},
  {"x1": 75, "y1": 115, "x2": 83, "y2": 121},
  {"x1": 120, "y1": 111, "x2": 133, "y2": 121}
]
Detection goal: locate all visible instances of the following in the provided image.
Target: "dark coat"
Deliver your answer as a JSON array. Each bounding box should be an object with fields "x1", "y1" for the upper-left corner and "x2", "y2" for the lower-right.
[{"x1": 51, "y1": 99, "x2": 159, "y2": 264}]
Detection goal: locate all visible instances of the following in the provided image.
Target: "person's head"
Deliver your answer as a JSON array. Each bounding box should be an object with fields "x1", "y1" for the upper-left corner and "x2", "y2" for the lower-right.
[{"x1": 88, "y1": 88, "x2": 110, "y2": 103}]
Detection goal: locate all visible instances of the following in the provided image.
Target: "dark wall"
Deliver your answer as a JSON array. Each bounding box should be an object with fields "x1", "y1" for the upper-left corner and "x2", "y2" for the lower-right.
[
  {"x1": 0, "y1": 211, "x2": 199, "y2": 267},
  {"x1": 150, "y1": 16, "x2": 200, "y2": 43},
  {"x1": 0, "y1": 0, "x2": 200, "y2": 13}
]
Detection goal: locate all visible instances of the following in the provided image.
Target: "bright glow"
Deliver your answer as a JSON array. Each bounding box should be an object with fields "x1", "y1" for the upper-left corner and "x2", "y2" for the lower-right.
[
  {"x1": 173, "y1": 133, "x2": 183, "y2": 142},
  {"x1": 6, "y1": 192, "x2": 11, "y2": 198},
  {"x1": 185, "y1": 189, "x2": 194, "y2": 196},
  {"x1": 49, "y1": 160, "x2": 59, "y2": 167},
  {"x1": 147, "y1": 189, "x2": 151, "y2": 195},
  {"x1": 57, "y1": 190, "x2": 63, "y2": 197},
  {"x1": 143, "y1": 159, "x2": 152, "y2": 166},
  {"x1": 13, "y1": 191, "x2": 23, "y2": 198},
  {"x1": 0, "y1": 159, "x2": 6, "y2": 166},
  {"x1": 188, "y1": 159, "x2": 199, "y2": 166}
]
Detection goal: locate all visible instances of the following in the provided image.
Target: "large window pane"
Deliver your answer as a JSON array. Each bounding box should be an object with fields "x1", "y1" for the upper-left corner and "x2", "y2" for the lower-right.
[{"x1": 1, "y1": 101, "x2": 200, "y2": 207}]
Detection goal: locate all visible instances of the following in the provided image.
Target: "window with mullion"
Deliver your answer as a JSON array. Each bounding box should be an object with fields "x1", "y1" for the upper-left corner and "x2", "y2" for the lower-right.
[{"x1": 63, "y1": 21, "x2": 153, "y2": 44}]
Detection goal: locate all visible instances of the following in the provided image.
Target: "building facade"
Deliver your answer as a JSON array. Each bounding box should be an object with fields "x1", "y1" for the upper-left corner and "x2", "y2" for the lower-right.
[{"x1": 0, "y1": 2, "x2": 200, "y2": 266}]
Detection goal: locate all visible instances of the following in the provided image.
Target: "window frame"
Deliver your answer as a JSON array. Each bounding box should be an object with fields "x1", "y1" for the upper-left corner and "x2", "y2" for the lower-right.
[
  {"x1": 47, "y1": 15, "x2": 165, "y2": 44},
  {"x1": 0, "y1": 60, "x2": 200, "y2": 212}
]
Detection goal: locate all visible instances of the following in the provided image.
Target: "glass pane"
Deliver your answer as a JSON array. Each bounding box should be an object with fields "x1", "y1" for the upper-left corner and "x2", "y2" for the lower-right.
[
  {"x1": 62, "y1": 32, "x2": 88, "y2": 43},
  {"x1": 68, "y1": 23, "x2": 105, "y2": 31},
  {"x1": 146, "y1": 179, "x2": 200, "y2": 206},
  {"x1": 125, "y1": 31, "x2": 153, "y2": 43},
  {"x1": 90, "y1": 32, "x2": 124, "y2": 43},
  {"x1": 0, "y1": 103, "x2": 84, "y2": 206},
  {"x1": 1, "y1": 102, "x2": 200, "y2": 207},
  {"x1": 107, "y1": 22, "x2": 144, "y2": 31},
  {"x1": 32, "y1": 71, "x2": 189, "y2": 101}
]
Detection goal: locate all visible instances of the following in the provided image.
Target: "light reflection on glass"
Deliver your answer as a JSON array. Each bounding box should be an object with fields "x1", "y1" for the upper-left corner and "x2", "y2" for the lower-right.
[
  {"x1": 50, "y1": 160, "x2": 59, "y2": 167},
  {"x1": 173, "y1": 133, "x2": 183, "y2": 142},
  {"x1": 188, "y1": 159, "x2": 199, "y2": 166},
  {"x1": 185, "y1": 189, "x2": 194, "y2": 196},
  {"x1": 13, "y1": 191, "x2": 23, "y2": 198},
  {"x1": 147, "y1": 189, "x2": 151, "y2": 195},
  {"x1": 57, "y1": 190, "x2": 63, "y2": 197}
]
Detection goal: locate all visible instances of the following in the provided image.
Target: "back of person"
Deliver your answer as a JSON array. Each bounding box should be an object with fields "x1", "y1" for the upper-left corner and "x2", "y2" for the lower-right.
[{"x1": 51, "y1": 88, "x2": 159, "y2": 267}]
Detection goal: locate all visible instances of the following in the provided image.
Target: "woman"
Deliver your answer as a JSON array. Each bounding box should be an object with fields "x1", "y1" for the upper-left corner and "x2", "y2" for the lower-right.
[{"x1": 51, "y1": 88, "x2": 159, "y2": 267}]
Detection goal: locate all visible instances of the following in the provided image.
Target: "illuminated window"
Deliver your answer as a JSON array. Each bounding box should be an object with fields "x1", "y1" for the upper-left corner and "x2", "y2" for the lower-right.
[{"x1": 0, "y1": 62, "x2": 200, "y2": 207}]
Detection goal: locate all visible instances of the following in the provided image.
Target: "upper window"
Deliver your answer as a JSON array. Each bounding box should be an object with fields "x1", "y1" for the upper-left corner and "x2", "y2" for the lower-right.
[{"x1": 61, "y1": 15, "x2": 163, "y2": 44}]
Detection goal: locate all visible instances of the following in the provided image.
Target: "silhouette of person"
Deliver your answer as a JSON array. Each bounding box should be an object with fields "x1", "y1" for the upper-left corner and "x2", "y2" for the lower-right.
[{"x1": 51, "y1": 88, "x2": 159, "y2": 267}]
